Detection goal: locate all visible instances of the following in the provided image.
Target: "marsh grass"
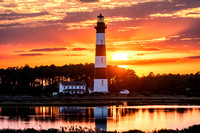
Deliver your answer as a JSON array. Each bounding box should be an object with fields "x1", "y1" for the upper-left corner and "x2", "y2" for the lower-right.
[{"x1": 1, "y1": 124, "x2": 200, "y2": 133}]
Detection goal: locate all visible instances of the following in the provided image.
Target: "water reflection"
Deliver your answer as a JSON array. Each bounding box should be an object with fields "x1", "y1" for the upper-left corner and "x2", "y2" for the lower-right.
[
  {"x1": 0, "y1": 105, "x2": 200, "y2": 132},
  {"x1": 94, "y1": 107, "x2": 107, "y2": 131}
]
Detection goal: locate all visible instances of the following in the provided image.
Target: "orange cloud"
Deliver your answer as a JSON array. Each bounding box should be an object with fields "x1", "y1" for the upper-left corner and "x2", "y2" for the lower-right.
[
  {"x1": 118, "y1": 27, "x2": 142, "y2": 32},
  {"x1": 64, "y1": 54, "x2": 85, "y2": 56},
  {"x1": 66, "y1": 17, "x2": 133, "y2": 30},
  {"x1": 130, "y1": 19, "x2": 195, "y2": 41},
  {"x1": 110, "y1": 55, "x2": 200, "y2": 66},
  {"x1": 110, "y1": 58, "x2": 180, "y2": 65},
  {"x1": 71, "y1": 47, "x2": 91, "y2": 51},
  {"x1": 18, "y1": 53, "x2": 44, "y2": 56},
  {"x1": 150, "y1": 7, "x2": 200, "y2": 18},
  {"x1": 30, "y1": 47, "x2": 67, "y2": 52}
]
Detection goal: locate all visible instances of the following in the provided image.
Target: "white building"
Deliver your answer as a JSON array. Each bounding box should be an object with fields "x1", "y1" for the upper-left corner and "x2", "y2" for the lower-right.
[
  {"x1": 59, "y1": 81, "x2": 86, "y2": 94},
  {"x1": 88, "y1": 87, "x2": 94, "y2": 94},
  {"x1": 52, "y1": 92, "x2": 58, "y2": 96},
  {"x1": 119, "y1": 89, "x2": 130, "y2": 95}
]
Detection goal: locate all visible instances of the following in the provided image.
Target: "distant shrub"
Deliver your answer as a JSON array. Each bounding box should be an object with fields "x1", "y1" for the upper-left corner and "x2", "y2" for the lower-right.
[{"x1": 57, "y1": 92, "x2": 63, "y2": 97}]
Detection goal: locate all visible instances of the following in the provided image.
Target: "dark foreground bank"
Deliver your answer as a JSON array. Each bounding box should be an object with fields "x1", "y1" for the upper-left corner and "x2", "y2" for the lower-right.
[
  {"x1": 1, "y1": 124, "x2": 200, "y2": 133},
  {"x1": 1, "y1": 95, "x2": 200, "y2": 106}
]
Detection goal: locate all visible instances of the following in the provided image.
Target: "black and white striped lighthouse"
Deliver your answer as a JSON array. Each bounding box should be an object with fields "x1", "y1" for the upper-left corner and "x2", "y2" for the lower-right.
[{"x1": 94, "y1": 13, "x2": 108, "y2": 93}]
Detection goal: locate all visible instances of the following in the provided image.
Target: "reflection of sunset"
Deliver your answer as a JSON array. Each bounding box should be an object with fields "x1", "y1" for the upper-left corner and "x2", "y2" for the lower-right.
[
  {"x1": 35, "y1": 106, "x2": 60, "y2": 118},
  {"x1": 107, "y1": 105, "x2": 200, "y2": 132},
  {"x1": 0, "y1": 106, "x2": 200, "y2": 132}
]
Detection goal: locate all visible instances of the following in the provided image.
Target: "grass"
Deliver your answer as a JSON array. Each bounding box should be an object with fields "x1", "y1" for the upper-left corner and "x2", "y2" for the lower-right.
[{"x1": 1, "y1": 124, "x2": 200, "y2": 133}]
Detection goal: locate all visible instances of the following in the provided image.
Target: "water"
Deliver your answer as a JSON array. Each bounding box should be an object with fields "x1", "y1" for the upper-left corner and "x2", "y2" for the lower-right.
[{"x1": 0, "y1": 105, "x2": 200, "y2": 132}]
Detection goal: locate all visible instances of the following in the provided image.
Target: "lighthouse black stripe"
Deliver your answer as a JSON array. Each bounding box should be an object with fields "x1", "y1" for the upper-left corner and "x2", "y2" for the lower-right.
[
  {"x1": 94, "y1": 68, "x2": 107, "y2": 79},
  {"x1": 96, "y1": 45, "x2": 106, "y2": 56},
  {"x1": 95, "y1": 23, "x2": 106, "y2": 33}
]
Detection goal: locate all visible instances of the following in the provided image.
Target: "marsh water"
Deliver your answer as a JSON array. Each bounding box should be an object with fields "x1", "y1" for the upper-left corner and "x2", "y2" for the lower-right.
[{"x1": 0, "y1": 105, "x2": 200, "y2": 132}]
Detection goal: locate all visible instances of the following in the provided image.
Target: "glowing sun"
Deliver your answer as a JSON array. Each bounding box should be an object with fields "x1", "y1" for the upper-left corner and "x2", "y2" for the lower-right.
[{"x1": 112, "y1": 53, "x2": 128, "y2": 60}]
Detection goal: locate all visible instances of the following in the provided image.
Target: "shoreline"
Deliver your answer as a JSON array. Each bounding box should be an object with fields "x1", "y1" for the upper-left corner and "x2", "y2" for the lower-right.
[
  {"x1": 1, "y1": 96, "x2": 200, "y2": 106},
  {"x1": 1, "y1": 124, "x2": 200, "y2": 133}
]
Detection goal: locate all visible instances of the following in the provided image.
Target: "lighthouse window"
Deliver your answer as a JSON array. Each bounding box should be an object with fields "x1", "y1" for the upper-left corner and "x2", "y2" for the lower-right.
[
  {"x1": 101, "y1": 57, "x2": 103, "y2": 63},
  {"x1": 102, "y1": 80, "x2": 103, "y2": 86}
]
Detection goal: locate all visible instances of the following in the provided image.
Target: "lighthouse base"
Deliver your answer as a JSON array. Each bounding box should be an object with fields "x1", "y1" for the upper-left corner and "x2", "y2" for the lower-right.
[{"x1": 94, "y1": 79, "x2": 108, "y2": 92}]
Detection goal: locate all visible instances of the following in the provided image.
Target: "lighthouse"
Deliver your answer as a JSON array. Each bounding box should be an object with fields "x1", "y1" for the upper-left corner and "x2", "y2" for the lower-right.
[{"x1": 94, "y1": 13, "x2": 108, "y2": 93}]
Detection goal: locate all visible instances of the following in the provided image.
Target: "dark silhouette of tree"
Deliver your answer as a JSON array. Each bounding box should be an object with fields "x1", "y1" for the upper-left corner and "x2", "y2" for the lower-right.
[{"x1": 0, "y1": 63, "x2": 200, "y2": 96}]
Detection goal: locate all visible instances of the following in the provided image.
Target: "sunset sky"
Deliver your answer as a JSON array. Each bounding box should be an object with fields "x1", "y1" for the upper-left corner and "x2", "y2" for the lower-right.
[{"x1": 0, "y1": 0, "x2": 200, "y2": 76}]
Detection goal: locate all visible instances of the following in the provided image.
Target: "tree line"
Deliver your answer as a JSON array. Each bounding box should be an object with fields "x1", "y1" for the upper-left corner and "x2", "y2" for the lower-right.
[{"x1": 0, "y1": 63, "x2": 200, "y2": 96}]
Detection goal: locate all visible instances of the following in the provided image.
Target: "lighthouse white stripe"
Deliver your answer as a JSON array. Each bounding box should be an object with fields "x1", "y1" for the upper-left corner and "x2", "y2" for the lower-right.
[
  {"x1": 95, "y1": 56, "x2": 107, "y2": 68},
  {"x1": 96, "y1": 33, "x2": 105, "y2": 45},
  {"x1": 94, "y1": 79, "x2": 108, "y2": 92}
]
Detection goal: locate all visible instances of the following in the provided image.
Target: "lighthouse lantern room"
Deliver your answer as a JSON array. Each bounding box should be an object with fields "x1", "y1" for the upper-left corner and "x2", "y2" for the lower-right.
[{"x1": 97, "y1": 13, "x2": 104, "y2": 22}]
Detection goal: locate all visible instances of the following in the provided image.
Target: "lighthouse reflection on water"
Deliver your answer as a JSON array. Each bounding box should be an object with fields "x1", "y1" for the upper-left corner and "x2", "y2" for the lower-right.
[
  {"x1": 59, "y1": 106, "x2": 108, "y2": 131},
  {"x1": 94, "y1": 107, "x2": 108, "y2": 131}
]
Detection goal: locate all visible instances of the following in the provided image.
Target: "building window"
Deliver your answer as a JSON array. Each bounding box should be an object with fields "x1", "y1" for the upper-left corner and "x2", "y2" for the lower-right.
[
  {"x1": 102, "y1": 80, "x2": 103, "y2": 86},
  {"x1": 101, "y1": 57, "x2": 103, "y2": 63},
  {"x1": 101, "y1": 40, "x2": 103, "y2": 44}
]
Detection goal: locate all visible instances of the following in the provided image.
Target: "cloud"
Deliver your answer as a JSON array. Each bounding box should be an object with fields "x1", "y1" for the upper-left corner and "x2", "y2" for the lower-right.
[
  {"x1": 18, "y1": 53, "x2": 44, "y2": 56},
  {"x1": 71, "y1": 47, "x2": 90, "y2": 51},
  {"x1": 64, "y1": 54, "x2": 85, "y2": 56},
  {"x1": 0, "y1": 23, "x2": 23, "y2": 28},
  {"x1": 0, "y1": 25, "x2": 64, "y2": 44},
  {"x1": 66, "y1": 16, "x2": 133, "y2": 30},
  {"x1": 14, "y1": 50, "x2": 25, "y2": 52},
  {"x1": 79, "y1": 0, "x2": 98, "y2": 2},
  {"x1": 141, "y1": 47, "x2": 161, "y2": 51},
  {"x1": 0, "y1": 11, "x2": 49, "y2": 20},
  {"x1": 60, "y1": 0, "x2": 166, "y2": 25},
  {"x1": 187, "y1": 55, "x2": 200, "y2": 59},
  {"x1": 2, "y1": 3, "x2": 18, "y2": 7},
  {"x1": 150, "y1": 7, "x2": 200, "y2": 18},
  {"x1": 137, "y1": 53, "x2": 144, "y2": 56},
  {"x1": 110, "y1": 55, "x2": 200, "y2": 66},
  {"x1": 0, "y1": 55, "x2": 12, "y2": 59},
  {"x1": 180, "y1": 38, "x2": 193, "y2": 41},
  {"x1": 107, "y1": 46, "x2": 161, "y2": 52},
  {"x1": 30, "y1": 47, "x2": 67, "y2": 52},
  {"x1": 118, "y1": 27, "x2": 142, "y2": 32},
  {"x1": 1, "y1": 0, "x2": 200, "y2": 29},
  {"x1": 108, "y1": 37, "x2": 167, "y2": 46},
  {"x1": 133, "y1": 58, "x2": 181, "y2": 65},
  {"x1": 60, "y1": 0, "x2": 200, "y2": 24},
  {"x1": 110, "y1": 58, "x2": 181, "y2": 65},
  {"x1": 0, "y1": 0, "x2": 199, "y2": 50}
]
